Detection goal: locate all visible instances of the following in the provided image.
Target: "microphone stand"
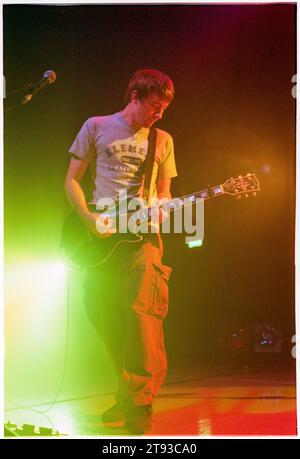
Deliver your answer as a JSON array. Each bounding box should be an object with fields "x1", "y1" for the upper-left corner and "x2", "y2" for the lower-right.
[
  {"x1": 4, "y1": 103, "x2": 24, "y2": 113},
  {"x1": 4, "y1": 83, "x2": 34, "y2": 112}
]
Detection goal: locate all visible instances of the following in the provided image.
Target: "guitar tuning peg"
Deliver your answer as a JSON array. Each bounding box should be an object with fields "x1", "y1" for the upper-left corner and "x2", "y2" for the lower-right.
[
  {"x1": 253, "y1": 192, "x2": 256, "y2": 197},
  {"x1": 245, "y1": 193, "x2": 249, "y2": 198},
  {"x1": 236, "y1": 195, "x2": 241, "y2": 200}
]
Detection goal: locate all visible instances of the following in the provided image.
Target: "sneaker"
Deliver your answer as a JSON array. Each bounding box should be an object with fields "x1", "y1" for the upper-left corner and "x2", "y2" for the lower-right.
[
  {"x1": 125, "y1": 404, "x2": 153, "y2": 435},
  {"x1": 101, "y1": 403, "x2": 125, "y2": 423}
]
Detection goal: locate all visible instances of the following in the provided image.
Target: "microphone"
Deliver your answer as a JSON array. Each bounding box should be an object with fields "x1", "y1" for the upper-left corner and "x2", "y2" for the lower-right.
[{"x1": 21, "y1": 70, "x2": 57, "y2": 104}]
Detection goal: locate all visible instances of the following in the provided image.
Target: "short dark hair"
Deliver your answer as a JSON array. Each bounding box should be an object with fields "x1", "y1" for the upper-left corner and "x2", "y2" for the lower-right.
[{"x1": 124, "y1": 68, "x2": 175, "y2": 104}]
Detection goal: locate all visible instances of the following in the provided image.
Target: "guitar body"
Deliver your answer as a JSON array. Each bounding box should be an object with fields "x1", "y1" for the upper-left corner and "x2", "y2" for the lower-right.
[{"x1": 60, "y1": 210, "x2": 142, "y2": 269}]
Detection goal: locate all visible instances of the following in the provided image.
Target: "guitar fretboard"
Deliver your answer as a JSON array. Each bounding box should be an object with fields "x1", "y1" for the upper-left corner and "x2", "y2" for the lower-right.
[
  {"x1": 128, "y1": 185, "x2": 225, "y2": 222},
  {"x1": 168, "y1": 185, "x2": 224, "y2": 209}
]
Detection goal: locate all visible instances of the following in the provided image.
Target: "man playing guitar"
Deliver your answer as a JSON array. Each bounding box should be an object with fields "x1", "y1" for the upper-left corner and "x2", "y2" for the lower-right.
[{"x1": 65, "y1": 69, "x2": 177, "y2": 435}]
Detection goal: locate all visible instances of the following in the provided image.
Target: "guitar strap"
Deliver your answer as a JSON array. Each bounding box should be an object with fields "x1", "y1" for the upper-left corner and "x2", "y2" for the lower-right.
[{"x1": 142, "y1": 127, "x2": 157, "y2": 205}]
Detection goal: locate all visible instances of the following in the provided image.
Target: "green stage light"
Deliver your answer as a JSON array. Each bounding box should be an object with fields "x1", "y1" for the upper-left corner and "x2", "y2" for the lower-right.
[{"x1": 5, "y1": 259, "x2": 69, "y2": 350}]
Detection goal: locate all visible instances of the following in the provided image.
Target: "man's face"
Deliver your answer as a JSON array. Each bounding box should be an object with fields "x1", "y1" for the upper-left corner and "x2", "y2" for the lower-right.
[{"x1": 134, "y1": 92, "x2": 171, "y2": 128}]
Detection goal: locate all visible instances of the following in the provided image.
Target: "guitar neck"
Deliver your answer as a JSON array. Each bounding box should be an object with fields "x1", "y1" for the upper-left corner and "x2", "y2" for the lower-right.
[
  {"x1": 103, "y1": 172, "x2": 260, "y2": 222},
  {"x1": 167, "y1": 184, "x2": 224, "y2": 212},
  {"x1": 124, "y1": 184, "x2": 225, "y2": 223}
]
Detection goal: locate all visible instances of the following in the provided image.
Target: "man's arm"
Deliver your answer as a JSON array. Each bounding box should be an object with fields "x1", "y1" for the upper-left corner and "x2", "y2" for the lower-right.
[
  {"x1": 156, "y1": 177, "x2": 172, "y2": 223},
  {"x1": 65, "y1": 156, "x2": 90, "y2": 219},
  {"x1": 65, "y1": 156, "x2": 111, "y2": 237},
  {"x1": 157, "y1": 178, "x2": 172, "y2": 200}
]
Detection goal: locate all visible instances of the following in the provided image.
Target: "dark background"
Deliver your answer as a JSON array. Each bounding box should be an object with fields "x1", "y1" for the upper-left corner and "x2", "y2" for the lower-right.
[{"x1": 4, "y1": 4, "x2": 296, "y2": 376}]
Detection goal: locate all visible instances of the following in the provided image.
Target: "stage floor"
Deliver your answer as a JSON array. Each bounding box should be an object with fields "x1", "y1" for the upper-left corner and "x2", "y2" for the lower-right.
[{"x1": 4, "y1": 367, "x2": 297, "y2": 437}]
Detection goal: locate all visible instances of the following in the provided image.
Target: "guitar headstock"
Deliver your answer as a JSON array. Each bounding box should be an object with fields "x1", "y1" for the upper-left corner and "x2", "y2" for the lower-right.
[{"x1": 222, "y1": 173, "x2": 260, "y2": 198}]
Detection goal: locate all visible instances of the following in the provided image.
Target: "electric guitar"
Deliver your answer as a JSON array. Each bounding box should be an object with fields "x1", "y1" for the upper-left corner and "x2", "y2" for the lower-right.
[{"x1": 61, "y1": 173, "x2": 260, "y2": 269}]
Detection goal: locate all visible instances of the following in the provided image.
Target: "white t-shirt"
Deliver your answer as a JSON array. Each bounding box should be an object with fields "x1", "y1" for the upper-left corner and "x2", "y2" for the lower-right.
[{"x1": 69, "y1": 112, "x2": 177, "y2": 204}]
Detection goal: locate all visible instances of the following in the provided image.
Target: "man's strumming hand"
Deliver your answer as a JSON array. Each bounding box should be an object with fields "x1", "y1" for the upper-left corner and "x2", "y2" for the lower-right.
[{"x1": 83, "y1": 212, "x2": 116, "y2": 238}]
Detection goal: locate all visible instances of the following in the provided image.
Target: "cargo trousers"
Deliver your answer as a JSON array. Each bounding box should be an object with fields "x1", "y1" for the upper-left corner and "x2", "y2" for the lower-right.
[{"x1": 83, "y1": 235, "x2": 172, "y2": 407}]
